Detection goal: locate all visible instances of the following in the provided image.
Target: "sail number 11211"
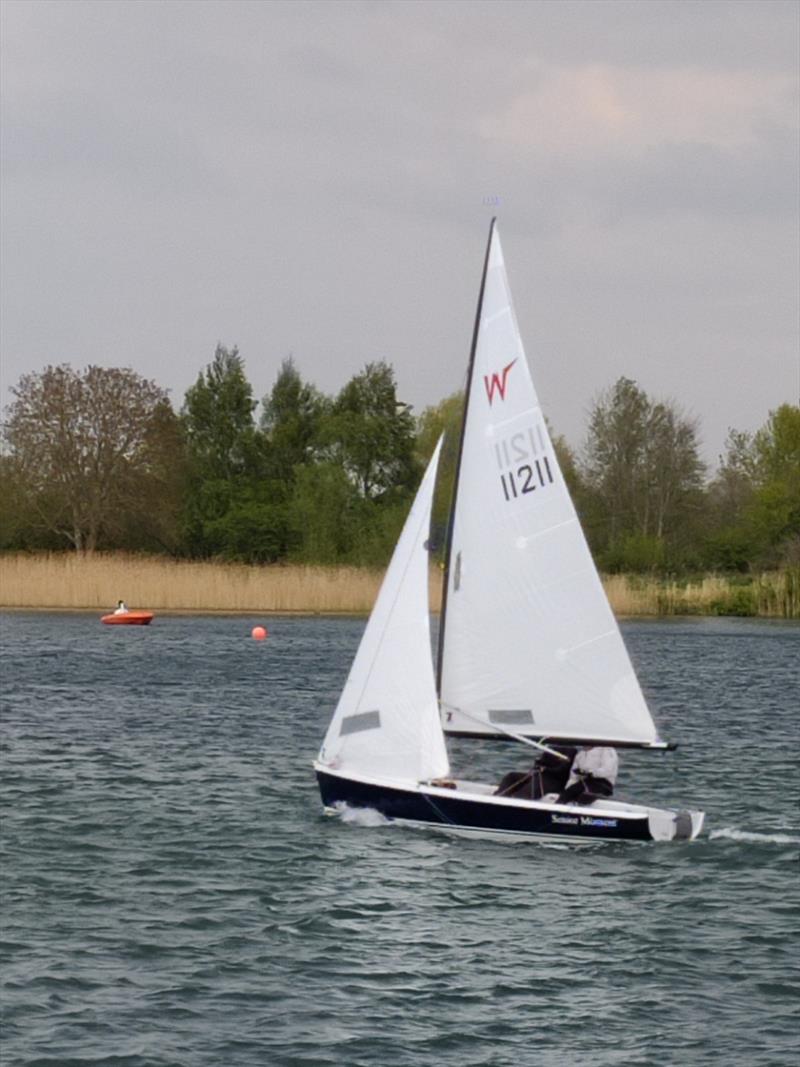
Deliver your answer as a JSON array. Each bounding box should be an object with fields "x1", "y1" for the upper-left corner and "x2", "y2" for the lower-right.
[
  {"x1": 500, "y1": 457, "x2": 554, "y2": 501},
  {"x1": 494, "y1": 425, "x2": 555, "y2": 503}
]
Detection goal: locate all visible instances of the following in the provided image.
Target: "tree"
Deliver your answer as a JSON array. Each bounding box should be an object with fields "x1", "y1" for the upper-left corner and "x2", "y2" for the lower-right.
[
  {"x1": 703, "y1": 428, "x2": 761, "y2": 570},
  {"x1": 0, "y1": 454, "x2": 63, "y2": 550},
  {"x1": 325, "y1": 362, "x2": 418, "y2": 499},
  {"x1": 581, "y1": 377, "x2": 705, "y2": 570},
  {"x1": 260, "y1": 357, "x2": 326, "y2": 485},
  {"x1": 287, "y1": 462, "x2": 361, "y2": 563},
  {"x1": 708, "y1": 428, "x2": 760, "y2": 518},
  {"x1": 703, "y1": 405, "x2": 800, "y2": 570},
  {"x1": 201, "y1": 489, "x2": 289, "y2": 563},
  {"x1": 754, "y1": 404, "x2": 800, "y2": 481},
  {"x1": 116, "y1": 399, "x2": 189, "y2": 554},
  {"x1": 748, "y1": 404, "x2": 800, "y2": 564},
  {"x1": 583, "y1": 378, "x2": 652, "y2": 548},
  {"x1": 181, "y1": 344, "x2": 258, "y2": 482},
  {"x1": 180, "y1": 344, "x2": 273, "y2": 558},
  {"x1": 548, "y1": 422, "x2": 585, "y2": 502},
  {"x1": 3, "y1": 364, "x2": 170, "y2": 553},
  {"x1": 645, "y1": 400, "x2": 706, "y2": 541}
]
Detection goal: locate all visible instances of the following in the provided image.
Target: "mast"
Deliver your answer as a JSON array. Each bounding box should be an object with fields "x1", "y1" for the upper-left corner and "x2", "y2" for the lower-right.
[{"x1": 436, "y1": 217, "x2": 496, "y2": 696}]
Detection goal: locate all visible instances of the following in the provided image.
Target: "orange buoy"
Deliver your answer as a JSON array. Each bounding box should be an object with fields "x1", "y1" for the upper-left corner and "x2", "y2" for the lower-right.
[{"x1": 251, "y1": 625, "x2": 268, "y2": 641}]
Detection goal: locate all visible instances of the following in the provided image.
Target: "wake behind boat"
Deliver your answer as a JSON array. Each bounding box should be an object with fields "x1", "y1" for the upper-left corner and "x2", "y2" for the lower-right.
[{"x1": 314, "y1": 220, "x2": 704, "y2": 844}]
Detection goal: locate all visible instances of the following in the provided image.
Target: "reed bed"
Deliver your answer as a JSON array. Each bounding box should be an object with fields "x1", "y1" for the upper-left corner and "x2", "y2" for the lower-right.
[
  {"x1": 604, "y1": 569, "x2": 799, "y2": 619},
  {"x1": 0, "y1": 554, "x2": 797, "y2": 619},
  {"x1": 0, "y1": 553, "x2": 389, "y2": 615}
]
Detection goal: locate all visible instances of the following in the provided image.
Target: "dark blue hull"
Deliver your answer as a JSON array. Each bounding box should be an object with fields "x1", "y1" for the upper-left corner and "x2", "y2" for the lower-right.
[{"x1": 316, "y1": 769, "x2": 654, "y2": 843}]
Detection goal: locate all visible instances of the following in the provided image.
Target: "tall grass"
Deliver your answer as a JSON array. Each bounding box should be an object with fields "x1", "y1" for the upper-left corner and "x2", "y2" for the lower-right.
[
  {"x1": 605, "y1": 570, "x2": 800, "y2": 619},
  {"x1": 0, "y1": 553, "x2": 389, "y2": 614},
  {"x1": 0, "y1": 553, "x2": 797, "y2": 618}
]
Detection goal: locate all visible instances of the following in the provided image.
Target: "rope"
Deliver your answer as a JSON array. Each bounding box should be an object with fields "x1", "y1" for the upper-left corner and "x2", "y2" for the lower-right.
[{"x1": 420, "y1": 789, "x2": 458, "y2": 825}]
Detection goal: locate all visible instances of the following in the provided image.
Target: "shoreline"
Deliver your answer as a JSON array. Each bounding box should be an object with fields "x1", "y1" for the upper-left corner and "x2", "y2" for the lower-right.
[
  {"x1": 0, "y1": 605, "x2": 371, "y2": 617},
  {"x1": 3, "y1": 607, "x2": 798, "y2": 625}
]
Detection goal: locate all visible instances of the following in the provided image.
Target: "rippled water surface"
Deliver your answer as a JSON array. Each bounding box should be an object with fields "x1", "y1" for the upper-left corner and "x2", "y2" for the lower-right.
[{"x1": 1, "y1": 612, "x2": 798, "y2": 1067}]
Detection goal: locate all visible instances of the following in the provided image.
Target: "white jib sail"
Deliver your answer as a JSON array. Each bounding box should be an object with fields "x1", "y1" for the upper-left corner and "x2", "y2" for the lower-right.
[
  {"x1": 439, "y1": 224, "x2": 659, "y2": 745},
  {"x1": 318, "y1": 438, "x2": 450, "y2": 783}
]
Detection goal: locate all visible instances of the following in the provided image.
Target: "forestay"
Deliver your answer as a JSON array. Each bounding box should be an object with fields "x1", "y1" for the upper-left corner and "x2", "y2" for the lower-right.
[
  {"x1": 439, "y1": 223, "x2": 660, "y2": 746},
  {"x1": 318, "y1": 439, "x2": 450, "y2": 783}
]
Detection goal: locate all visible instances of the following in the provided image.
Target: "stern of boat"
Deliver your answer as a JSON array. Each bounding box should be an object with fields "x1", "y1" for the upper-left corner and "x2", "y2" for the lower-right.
[{"x1": 648, "y1": 807, "x2": 705, "y2": 842}]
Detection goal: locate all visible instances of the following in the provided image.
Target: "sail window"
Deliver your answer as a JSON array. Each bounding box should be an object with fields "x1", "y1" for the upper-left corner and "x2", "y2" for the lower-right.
[
  {"x1": 454, "y1": 552, "x2": 462, "y2": 591},
  {"x1": 340, "y1": 710, "x2": 381, "y2": 736},
  {"x1": 489, "y1": 709, "x2": 534, "y2": 726}
]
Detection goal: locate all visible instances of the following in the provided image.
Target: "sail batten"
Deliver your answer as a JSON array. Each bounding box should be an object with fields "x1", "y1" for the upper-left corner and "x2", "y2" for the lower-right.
[{"x1": 439, "y1": 224, "x2": 659, "y2": 745}]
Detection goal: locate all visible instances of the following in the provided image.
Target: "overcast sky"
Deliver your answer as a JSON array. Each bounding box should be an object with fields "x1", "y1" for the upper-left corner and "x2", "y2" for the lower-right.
[{"x1": 2, "y1": 0, "x2": 798, "y2": 468}]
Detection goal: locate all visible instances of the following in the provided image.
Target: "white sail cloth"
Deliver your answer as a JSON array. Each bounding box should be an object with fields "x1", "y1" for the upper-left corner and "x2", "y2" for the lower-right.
[
  {"x1": 439, "y1": 225, "x2": 660, "y2": 746},
  {"x1": 318, "y1": 439, "x2": 450, "y2": 783}
]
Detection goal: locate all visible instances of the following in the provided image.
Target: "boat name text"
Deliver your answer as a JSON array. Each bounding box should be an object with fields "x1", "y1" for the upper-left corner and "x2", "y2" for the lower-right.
[{"x1": 551, "y1": 814, "x2": 619, "y2": 828}]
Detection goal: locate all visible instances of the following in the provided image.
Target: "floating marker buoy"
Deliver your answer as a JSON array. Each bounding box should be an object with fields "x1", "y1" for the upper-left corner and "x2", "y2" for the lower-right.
[{"x1": 251, "y1": 625, "x2": 268, "y2": 641}]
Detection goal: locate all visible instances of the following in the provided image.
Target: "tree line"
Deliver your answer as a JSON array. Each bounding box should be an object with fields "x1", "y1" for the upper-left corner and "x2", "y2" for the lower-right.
[{"x1": 1, "y1": 347, "x2": 798, "y2": 574}]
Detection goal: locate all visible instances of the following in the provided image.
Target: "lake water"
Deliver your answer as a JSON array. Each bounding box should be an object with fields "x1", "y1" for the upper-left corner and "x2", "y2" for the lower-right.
[{"x1": 1, "y1": 612, "x2": 798, "y2": 1067}]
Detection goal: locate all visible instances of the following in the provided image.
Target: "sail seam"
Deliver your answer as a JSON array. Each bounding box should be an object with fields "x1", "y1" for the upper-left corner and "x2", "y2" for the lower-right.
[
  {"x1": 561, "y1": 629, "x2": 618, "y2": 655},
  {"x1": 482, "y1": 306, "x2": 511, "y2": 326}
]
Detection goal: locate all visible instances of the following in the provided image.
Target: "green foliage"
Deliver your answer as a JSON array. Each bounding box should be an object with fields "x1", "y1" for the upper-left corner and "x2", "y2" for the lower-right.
[
  {"x1": 3, "y1": 346, "x2": 796, "y2": 588},
  {"x1": 756, "y1": 565, "x2": 800, "y2": 617},
  {"x1": 111, "y1": 400, "x2": 188, "y2": 554},
  {"x1": 581, "y1": 377, "x2": 705, "y2": 567},
  {"x1": 702, "y1": 404, "x2": 800, "y2": 570},
  {"x1": 180, "y1": 345, "x2": 268, "y2": 559},
  {"x1": 261, "y1": 357, "x2": 326, "y2": 484},
  {"x1": 287, "y1": 463, "x2": 360, "y2": 564},
  {"x1": 203, "y1": 491, "x2": 288, "y2": 563},
  {"x1": 325, "y1": 362, "x2": 418, "y2": 499},
  {"x1": 549, "y1": 425, "x2": 584, "y2": 502},
  {"x1": 754, "y1": 404, "x2": 800, "y2": 479},
  {"x1": 348, "y1": 496, "x2": 413, "y2": 568},
  {"x1": 749, "y1": 404, "x2": 800, "y2": 562},
  {"x1": 701, "y1": 527, "x2": 756, "y2": 573},
  {"x1": 708, "y1": 583, "x2": 757, "y2": 617},
  {"x1": 0, "y1": 455, "x2": 64, "y2": 550},
  {"x1": 600, "y1": 533, "x2": 666, "y2": 574},
  {"x1": 182, "y1": 345, "x2": 259, "y2": 483}
]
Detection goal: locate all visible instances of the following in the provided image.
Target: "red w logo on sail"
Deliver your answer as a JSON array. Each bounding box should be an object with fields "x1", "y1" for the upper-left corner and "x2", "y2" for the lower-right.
[{"x1": 483, "y1": 359, "x2": 517, "y2": 405}]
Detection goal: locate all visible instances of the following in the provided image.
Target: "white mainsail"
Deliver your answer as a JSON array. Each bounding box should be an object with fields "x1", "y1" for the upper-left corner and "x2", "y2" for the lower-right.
[
  {"x1": 439, "y1": 222, "x2": 660, "y2": 746},
  {"x1": 318, "y1": 439, "x2": 450, "y2": 782}
]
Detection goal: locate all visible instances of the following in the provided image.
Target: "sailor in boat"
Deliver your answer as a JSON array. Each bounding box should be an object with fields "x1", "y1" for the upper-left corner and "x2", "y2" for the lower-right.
[
  {"x1": 494, "y1": 745, "x2": 576, "y2": 800},
  {"x1": 113, "y1": 600, "x2": 129, "y2": 615},
  {"x1": 557, "y1": 746, "x2": 618, "y2": 805}
]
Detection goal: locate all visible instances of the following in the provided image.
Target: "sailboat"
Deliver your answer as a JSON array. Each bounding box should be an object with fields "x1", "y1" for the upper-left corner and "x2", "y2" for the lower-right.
[{"x1": 314, "y1": 220, "x2": 704, "y2": 843}]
